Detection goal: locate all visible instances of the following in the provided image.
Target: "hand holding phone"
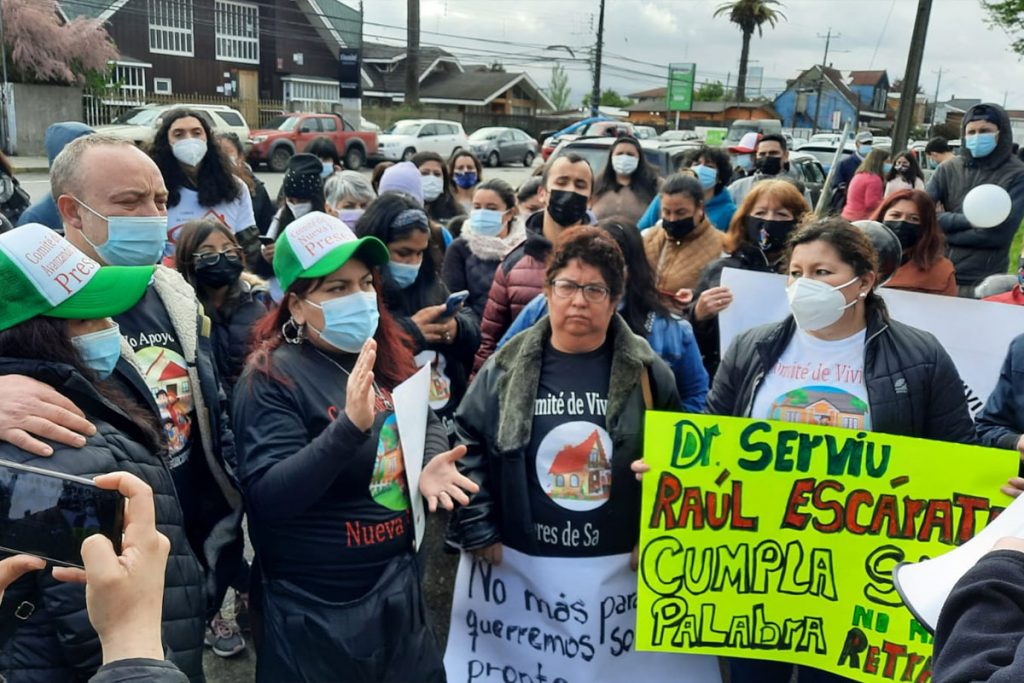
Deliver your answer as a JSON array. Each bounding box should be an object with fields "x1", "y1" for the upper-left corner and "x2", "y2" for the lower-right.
[
  {"x1": 0, "y1": 460, "x2": 124, "y2": 569},
  {"x1": 441, "y1": 290, "x2": 470, "y2": 319}
]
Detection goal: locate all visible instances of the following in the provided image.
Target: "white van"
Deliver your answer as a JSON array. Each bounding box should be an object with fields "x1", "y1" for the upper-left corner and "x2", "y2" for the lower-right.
[{"x1": 96, "y1": 103, "x2": 250, "y2": 148}]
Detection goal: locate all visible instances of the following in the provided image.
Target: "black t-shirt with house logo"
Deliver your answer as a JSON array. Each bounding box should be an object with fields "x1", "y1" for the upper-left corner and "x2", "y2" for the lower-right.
[{"x1": 508, "y1": 340, "x2": 634, "y2": 557}]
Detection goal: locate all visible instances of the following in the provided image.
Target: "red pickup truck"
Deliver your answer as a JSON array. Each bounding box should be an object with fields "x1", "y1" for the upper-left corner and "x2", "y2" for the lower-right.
[{"x1": 247, "y1": 112, "x2": 379, "y2": 171}]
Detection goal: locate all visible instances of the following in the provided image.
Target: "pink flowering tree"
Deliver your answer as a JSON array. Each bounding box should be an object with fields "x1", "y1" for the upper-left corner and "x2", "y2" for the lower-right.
[{"x1": 2, "y1": 0, "x2": 117, "y2": 85}]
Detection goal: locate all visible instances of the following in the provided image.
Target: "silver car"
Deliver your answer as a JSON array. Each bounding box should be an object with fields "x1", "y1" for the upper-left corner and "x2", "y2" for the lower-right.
[{"x1": 468, "y1": 127, "x2": 538, "y2": 167}]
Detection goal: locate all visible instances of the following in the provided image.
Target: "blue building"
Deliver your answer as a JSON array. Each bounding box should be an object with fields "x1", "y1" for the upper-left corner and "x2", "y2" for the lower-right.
[
  {"x1": 774, "y1": 66, "x2": 860, "y2": 132},
  {"x1": 848, "y1": 70, "x2": 890, "y2": 130}
]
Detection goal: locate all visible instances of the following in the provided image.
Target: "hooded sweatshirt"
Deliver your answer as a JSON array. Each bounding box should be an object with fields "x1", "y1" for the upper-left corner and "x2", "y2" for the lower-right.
[
  {"x1": 927, "y1": 102, "x2": 1024, "y2": 287},
  {"x1": 16, "y1": 122, "x2": 93, "y2": 232}
]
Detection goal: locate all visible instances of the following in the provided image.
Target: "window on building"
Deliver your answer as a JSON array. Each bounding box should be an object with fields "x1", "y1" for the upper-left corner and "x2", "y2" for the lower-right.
[
  {"x1": 105, "y1": 62, "x2": 150, "y2": 105},
  {"x1": 148, "y1": 0, "x2": 193, "y2": 56},
  {"x1": 215, "y1": 1, "x2": 259, "y2": 64},
  {"x1": 283, "y1": 77, "x2": 340, "y2": 113},
  {"x1": 153, "y1": 77, "x2": 172, "y2": 95}
]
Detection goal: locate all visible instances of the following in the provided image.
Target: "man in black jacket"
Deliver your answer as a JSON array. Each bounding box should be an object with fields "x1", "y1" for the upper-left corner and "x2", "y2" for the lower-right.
[{"x1": 0, "y1": 136, "x2": 243, "y2": 665}]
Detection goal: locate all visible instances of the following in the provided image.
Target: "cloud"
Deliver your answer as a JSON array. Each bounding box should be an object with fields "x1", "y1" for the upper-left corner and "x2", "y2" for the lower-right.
[{"x1": 637, "y1": 2, "x2": 680, "y2": 35}]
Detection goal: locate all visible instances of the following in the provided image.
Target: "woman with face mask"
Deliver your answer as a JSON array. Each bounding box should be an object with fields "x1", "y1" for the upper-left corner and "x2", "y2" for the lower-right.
[
  {"x1": 842, "y1": 148, "x2": 891, "y2": 221},
  {"x1": 592, "y1": 136, "x2": 662, "y2": 223},
  {"x1": 325, "y1": 171, "x2": 377, "y2": 227},
  {"x1": 703, "y1": 217, "x2": 975, "y2": 683},
  {"x1": 355, "y1": 193, "x2": 481, "y2": 438},
  {"x1": 233, "y1": 212, "x2": 477, "y2": 683},
  {"x1": 690, "y1": 180, "x2": 811, "y2": 378},
  {"x1": 412, "y1": 151, "x2": 464, "y2": 225},
  {"x1": 449, "y1": 150, "x2": 483, "y2": 214},
  {"x1": 176, "y1": 219, "x2": 273, "y2": 395},
  {"x1": 0, "y1": 224, "x2": 208, "y2": 681},
  {"x1": 637, "y1": 145, "x2": 737, "y2": 232},
  {"x1": 151, "y1": 109, "x2": 256, "y2": 266},
  {"x1": 884, "y1": 151, "x2": 925, "y2": 197},
  {"x1": 442, "y1": 179, "x2": 525, "y2": 320},
  {"x1": 642, "y1": 173, "x2": 723, "y2": 310},
  {"x1": 871, "y1": 189, "x2": 956, "y2": 296}
]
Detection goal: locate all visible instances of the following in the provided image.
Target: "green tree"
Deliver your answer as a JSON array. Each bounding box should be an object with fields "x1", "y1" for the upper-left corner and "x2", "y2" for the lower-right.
[
  {"x1": 547, "y1": 63, "x2": 571, "y2": 111},
  {"x1": 713, "y1": 0, "x2": 786, "y2": 101},
  {"x1": 695, "y1": 80, "x2": 725, "y2": 101},
  {"x1": 581, "y1": 88, "x2": 633, "y2": 109},
  {"x1": 985, "y1": 0, "x2": 1024, "y2": 55}
]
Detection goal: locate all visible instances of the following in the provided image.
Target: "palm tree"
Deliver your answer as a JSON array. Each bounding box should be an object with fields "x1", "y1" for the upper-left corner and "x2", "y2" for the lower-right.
[{"x1": 713, "y1": 0, "x2": 786, "y2": 101}]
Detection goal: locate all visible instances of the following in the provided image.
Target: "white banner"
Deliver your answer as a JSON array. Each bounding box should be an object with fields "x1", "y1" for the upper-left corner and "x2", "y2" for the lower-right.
[
  {"x1": 719, "y1": 267, "x2": 1024, "y2": 412},
  {"x1": 443, "y1": 547, "x2": 720, "y2": 683},
  {"x1": 393, "y1": 363, "x2": 430, "y2": 550}
]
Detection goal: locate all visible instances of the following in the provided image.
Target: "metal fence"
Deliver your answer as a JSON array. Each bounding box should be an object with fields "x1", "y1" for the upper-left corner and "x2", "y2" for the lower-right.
[{"x1": 83, "y1": 91, "x2": 289, "y2": 129}]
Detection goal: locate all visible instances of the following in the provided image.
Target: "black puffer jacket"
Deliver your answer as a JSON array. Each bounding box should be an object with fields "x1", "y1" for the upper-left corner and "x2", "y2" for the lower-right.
[
  {"x1": 441, "y1": 221, "x2": 526, "y2": 320},
  {"x1": 0, "y1": 358, "x2": 205, "y2": 683},
  {"x1": 707, "y1": 306, "x2": 977, "y2": 444},
  {"x1": 447, "y1": 315, "x2": 681, "y2": 552},
  {"x1": 927, "y1": 102, "x2": 1024, "y2": 287},
  {"x1": 207, "y1": 276, "x2": 272, "y2": 396}
]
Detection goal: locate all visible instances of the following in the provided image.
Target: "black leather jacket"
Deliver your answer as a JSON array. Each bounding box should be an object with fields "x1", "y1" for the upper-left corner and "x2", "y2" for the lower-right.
[{"x1": 707, "y1": 306, "x2": 976, "y2": 444}]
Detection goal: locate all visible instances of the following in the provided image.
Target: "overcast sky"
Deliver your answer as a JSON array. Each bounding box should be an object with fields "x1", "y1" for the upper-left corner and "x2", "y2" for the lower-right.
[{"x1": 357, "y1": 0, "x2": 1024, "y2": 108}]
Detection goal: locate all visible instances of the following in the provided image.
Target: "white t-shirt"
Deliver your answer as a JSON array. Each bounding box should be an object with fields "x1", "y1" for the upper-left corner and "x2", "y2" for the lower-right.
[
  {"x1": 164, "y1": 177, "x2": 255, "y2": 260},
  {"x1": 750, "y1": 328, "x2": 871, "y2": 431}
]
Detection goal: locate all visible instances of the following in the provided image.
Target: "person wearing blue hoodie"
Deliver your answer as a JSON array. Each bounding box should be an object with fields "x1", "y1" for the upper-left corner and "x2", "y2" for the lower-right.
[
  {"x1": 638, "y1": 145, "x2": 737, "y2": 232},
  {"x1": 16, "y1": 121, "x2": 94, "y2": 232},
  {"x1": 498, "y1": 218, "x2": 709, "y2": 412}
]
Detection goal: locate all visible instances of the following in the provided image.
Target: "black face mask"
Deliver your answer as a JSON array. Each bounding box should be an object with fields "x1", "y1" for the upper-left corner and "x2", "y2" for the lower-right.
[
  {"x1": 194, "y1": 258, "x2": 244, "y2": 288},
  {"x1": 744, "y1": 216, "x2": 797, "y2": 253},
  {"x1": 755, "y1": 156, "x2": 783, "y2": 176},
  {"x1": 546, "y1": 189, "x2": 590, "y2": 226},
  {"x1": 663, "y1": 216, "x2": 697, "y2": 241},
  {"x1": 883, "y1": 220, "x2": 921, "y2": 262}
]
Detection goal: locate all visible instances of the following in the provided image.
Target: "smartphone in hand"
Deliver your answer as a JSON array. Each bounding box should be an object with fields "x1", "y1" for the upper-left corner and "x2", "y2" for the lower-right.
[
  {"x1": 440, "y1": 290, "x2": 470, "y2": 319},
  {"x1": 0, "y1": 460, "x2": 124, "y2": 569}
]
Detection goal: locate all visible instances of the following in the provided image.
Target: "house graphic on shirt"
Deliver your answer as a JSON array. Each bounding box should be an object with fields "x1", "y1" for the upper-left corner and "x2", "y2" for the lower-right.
[
  {"x1": 547, "y1": 429, "x2": 611, "y2": 502},
  {"x1": 769, "y1": 386, "x2": 869, "y2": 430},
  {"x1": 369, "y1": 415, "x2": 409, "y2": 512}
]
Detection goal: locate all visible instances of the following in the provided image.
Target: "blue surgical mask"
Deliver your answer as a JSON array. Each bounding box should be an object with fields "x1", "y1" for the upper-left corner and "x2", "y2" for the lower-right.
[
  {"x1": 469, "y1": 208, "x2": 505, "y2": 237},
  {"x1": 321, "y1": 162, "x2": 334, "y2": 179},
  {"x1": 694, "y1": 164, "x2": 718, "y2": 190},
  {"x1": 453, "y1": 171, "x2": 478, "y2": 189},
  {"x1": 736, "y1": 154, "x2": 753, "y2": 171},
  {"x1": 337, "y1": 208, "x2": 364, "y2": 226},
  {"x1": 388, "y1": 260, "x2": 421, "y2": 289},
  {"x1": 859, "y1": 145, "x2": 872, "y2": 157},
  {"x1": 72, "y1": 323, "x2": 122, "y2": 380},
  {"x1": 74, "y1": 198, "x2": 167, "y2": 266},
  {"x1": 883, "y1": 163, "x2": 893, "y2": 174},
  {"x1": 967, "y1": 132, "x2": 998, "y2": 158},
  {"x1": 305, "y1": 291, "x2": 380, "y2": 354}
]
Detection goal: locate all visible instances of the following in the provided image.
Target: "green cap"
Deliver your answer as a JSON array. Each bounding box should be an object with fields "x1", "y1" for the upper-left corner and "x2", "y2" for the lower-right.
[
  {"x1": 0, "y1": 223, "x2": 154, "y2": 331},
  {"x1": 273, "y1": 211, "x2": 389, "y2": 291}
]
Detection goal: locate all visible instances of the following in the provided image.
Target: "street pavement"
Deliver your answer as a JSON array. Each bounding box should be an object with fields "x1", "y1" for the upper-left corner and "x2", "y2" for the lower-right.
[{"x1": 11, "y1": 158, "x2": 533, "y2": 682}]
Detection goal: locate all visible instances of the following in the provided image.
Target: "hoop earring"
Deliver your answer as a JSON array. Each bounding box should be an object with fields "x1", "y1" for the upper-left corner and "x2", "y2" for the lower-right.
[{"x1": 282, "y1": 317, "x2": 304, "y2": 344}]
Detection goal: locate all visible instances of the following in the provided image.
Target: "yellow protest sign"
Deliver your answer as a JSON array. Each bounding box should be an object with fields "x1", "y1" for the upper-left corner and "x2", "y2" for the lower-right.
[{"x1": 636, "y1": 411, "x2": 1017, "y2": 682}]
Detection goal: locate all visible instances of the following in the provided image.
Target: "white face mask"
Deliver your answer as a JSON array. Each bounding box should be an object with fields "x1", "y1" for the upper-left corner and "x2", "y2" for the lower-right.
[
  {"x1": 172, "y1": 137, "x2": 208, "y2": 167},
  {"x1": 421, "y1": 174, "x2": 444, "y2": 202},
  {"x1": 785, "y1": 276, "x2": 863, "y2": 331},
  {"x1": 611, "y1": 154, "x2": 639, "y2": 175},
  {"x1": 287, "y1": 201, "x2": 313, "y2": 219}
]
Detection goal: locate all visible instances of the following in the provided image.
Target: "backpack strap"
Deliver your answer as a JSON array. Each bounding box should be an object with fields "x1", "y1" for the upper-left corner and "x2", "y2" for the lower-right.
[{"x1": 640, "y1": 366, "x2": 653, "y2": 410}]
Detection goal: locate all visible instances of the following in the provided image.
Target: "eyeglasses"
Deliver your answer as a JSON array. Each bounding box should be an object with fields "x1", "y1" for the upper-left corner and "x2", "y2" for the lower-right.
[
  {"x1": 192, "y1": 249, "x2": 242, "y2": 267},
  {"x1": 549, "y1": 279, "x2": 611, "y2": 303}
]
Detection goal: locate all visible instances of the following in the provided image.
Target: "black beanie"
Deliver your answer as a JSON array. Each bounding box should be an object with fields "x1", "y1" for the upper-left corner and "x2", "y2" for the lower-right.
[
  {"x1": 283, "y1": 153, "x2": 324, "y2": 200},
  {"x1": 964, "y1": 105, "x2": 1001, "y2": 126}
]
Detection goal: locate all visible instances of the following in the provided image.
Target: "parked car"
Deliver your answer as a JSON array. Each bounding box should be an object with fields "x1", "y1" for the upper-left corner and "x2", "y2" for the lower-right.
[
  {"x1": 795, "y1": 141, "x2": 857, "y2": 174},
  {"x1": 724, "y1": 118, "x2": 782, "y2": 147},
  {"x1": 373, "y1": 119, "x2": 468, "y2": 162},
  {"x1": 96, "y1": 103, "x2": 250, "y2": 148},
  {"x1": 467, "y1": 127, "x2": 538, "y2": 167},
  {"x1": 788, "y1": 151, "x2": 827, "y2": 207},
  {"x1": 360, "y1": 116, "x2": 381, "y2": 133},
  {"x1": 540, "y1": 118, "x2": 632, "y2": 160},
  {"x1": 658, "y1": 130, "x2": 699, "y2": 142},
  {"x1": 550, "y1": 136, "x2": 673, "y2": 178},
  {"x1": 247, "y1": 112, "x2": 378, "y2": 171},
  {"x1": 633, "y1": 125, "x2": 658, "y2": 140},
  {"x1": 908, "y1": 138, "x2": 960, "y2": 180}
]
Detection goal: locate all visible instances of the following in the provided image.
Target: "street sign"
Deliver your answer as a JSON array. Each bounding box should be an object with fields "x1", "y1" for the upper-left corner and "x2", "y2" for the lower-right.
[
  {"x1": 666, "y1": 63, "x2": 696, "y2": 112},
  {"x1": 339, "y1": 48, "x2": 362, "y2": 98}
]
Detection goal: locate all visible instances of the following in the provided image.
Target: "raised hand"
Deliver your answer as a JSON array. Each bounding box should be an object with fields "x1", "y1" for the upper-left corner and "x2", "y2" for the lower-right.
[
  {"x1": 420, "y1": 444, "x2": 480, "y2": 512},
  {"x1": 344, "y1": 339, "x2": 378, "y2": 432}
]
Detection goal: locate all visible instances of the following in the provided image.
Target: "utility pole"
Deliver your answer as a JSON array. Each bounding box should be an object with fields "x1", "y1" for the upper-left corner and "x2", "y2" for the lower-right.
[
  {"x1": 892, "y1": 0, "x2": 933, "y2": 155},
  {"x1": 811, "y1": 28, "x2": 838, "y2": 135},
  {"x1": 589, "y1": 0, "x2": 606, "y2": 117},
  {"x1": 0, "y1": 5, "x2": 9, "y2": 154},
  {"x1": 929, "y1": 67, "x2": 942, "y2": 135},
  {"x1": 405, "y1": 0, "x2": 420, "y2": 107}
]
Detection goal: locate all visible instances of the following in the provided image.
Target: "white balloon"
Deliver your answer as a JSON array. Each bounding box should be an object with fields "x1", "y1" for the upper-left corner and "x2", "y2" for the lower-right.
[{"x1": 963, "y1": 183, "x2": 1012, "y2": 228}]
